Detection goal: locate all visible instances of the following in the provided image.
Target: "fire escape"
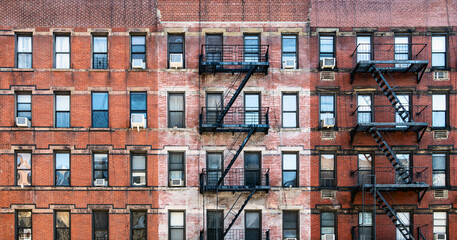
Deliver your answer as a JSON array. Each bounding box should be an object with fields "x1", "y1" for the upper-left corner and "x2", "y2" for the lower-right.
[
  {"x1": 198, "y1": 44, "x2": 271, "y2": 240},
  {"x1": 349, "y1": 43, "x2": 430, "y2": 240}
]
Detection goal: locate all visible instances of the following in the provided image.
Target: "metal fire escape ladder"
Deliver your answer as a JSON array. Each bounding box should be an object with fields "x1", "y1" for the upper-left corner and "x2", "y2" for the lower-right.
[
  {"x1": 216, "y1": 66, "x2": 258, "y2": 125},
  {"x1": 223, "y1": 189, "x2": 257, "y2": 238},
  {"x1": 371, "y1": 189, "x2": 415, "y2": 240},
  {"x1": 368, "y1": 126, "x2": 412, "y2": 184},
  {"x1": 369, "y1": 65, "x2": 412, "y2": 123},
  {"x1": 215, "y1": 127, "x2": 256, "y2": 189}
]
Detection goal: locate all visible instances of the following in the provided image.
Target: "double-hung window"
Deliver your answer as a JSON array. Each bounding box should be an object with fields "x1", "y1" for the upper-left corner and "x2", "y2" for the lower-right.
[
  {"x1": 93, "y1": 211, "x2": 109, "y2": 240},
  {"x1": 93, "y1": 35, "x2": 108, "y2": 69},
  {"x1": 169, "y1": 152, "x2": 184, "y2": 187},
  {"x1": 55, "y1": 152, "x2": 70, "y2": 186},
  {"x1": 55, "y1": 93, "x2": 70, "y2": 128},
  {"x1": 169, "y1": 211, "x2": 185, "y2": 240},
  {"x1": 131, "y1": 211, "x2": 147, "y2": 240},
  {"x1": 93, "y1": 153, "x2": 108, "y2": 186},
  {"x1": 16, "y1": 152, "x2": 32, "y2": 186},
  {"x1": 320, "y1": 154, "x2": 335, "y2": 188},
  {"x1": 92, "y1": 92, "x2": 109, "y2": 128},
  {"x1": 432, "y1": 35, "x2": 447, "y2": 68},
  {"x1": 245, "y1": 211, "x2": 261, "y2": 240},
  {"x1": 356, "y1": 35, "x2": 371, "y2": 62},
  {"x1": 131, "y1": 35, "x2": 146, "y2": 69},
  {"x1": 282, "y1": 35, "x2": 297, "y2": 69},
  {"x1": 131, "y1": 92, "x2": 147, "y2": 128},
  {"x1": 395, "y1": 35, "x2": 410, "y2": 67},
  {"x1": 319, "y1": 35, "x2": 334, "y2": 60},
  {"x1": 282, "y1": 153, "x2": 298, "y2": 187},
  {"x1": 357, "y1": 95, "x2": 372, "y2": 124},
  {"x1": 16, "y1": 35, "x2": 32, "y2": 68},
  {"x1": 17, "y1": 93, "x2": 32, "y2": 121},
  {"x1": 55, "y1": 211, "x2": 70, "y2": 240},
  {"x1": 131, "y1": 154, "x2": 146, "y2": 186},
  {"x1": 245, "y1": 93, "x2": 260, "y2": 125},
  {"x1": 207, "y1": 210, "x2": 223, "y2": 240},
  {"x1": 320, "y1": 94, "x2": 335, "y2": 128},
  {"x1": 244, "y1": 34, "x2": 260, "y2": 62},
  {"x1": 321, "y1": 212, "x2": 335, "y2": 238},
  {"x1": 168, "y1": 34, "x2": 184, "y2": 69},
  {"x1": 168, "y1": 93, "x2": 185, "y2": 128},
  {"x1": 207, "y1": 152, "x2": 223, "y2": 187},
  {"x1": 432, "y1": 94, "x2": 447, "y2": 128},
  {"x1": 16, "y1": 210, "x2": 32, "y2": 240},
  {"x1": 433, "y1": 212, "x2": 447, "y2": 235},
  {"x1": 358, "y1": 212, "x2": 372, "y2": 240},
  {"x1": 282, "y1": 93, "x2": 298, "y2": 128},
  {"x1": 54, "y1": 35, "x2": 70, "y2": 69},
  {"x1": 283, "y1": 211, "x2": 299, "y2": 239},
  {"x1": 432, "y1": 153, "x2": 447, "y2": 187}
]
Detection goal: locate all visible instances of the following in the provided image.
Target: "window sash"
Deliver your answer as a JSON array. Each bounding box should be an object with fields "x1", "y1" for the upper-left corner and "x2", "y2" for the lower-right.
[
  {"x1": 283, "y1": 211, "x2": 298, "y2": 238},
  {"x1": 319, "y1": 36, "x2": 334, "y2": 59},
  {"x1": 17, "y1": 211, "x2": 32, "y2": 240}
]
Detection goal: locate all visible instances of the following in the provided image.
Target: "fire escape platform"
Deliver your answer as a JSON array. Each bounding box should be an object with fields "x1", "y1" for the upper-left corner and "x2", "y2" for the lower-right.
[
  {"x1": 360, "y1": 183, "x2": 429, "y2": 191},
  {"x1": 352, "y1": 60, "x2": 428, "y2": 74},
  {"x1": 200, "y1": 124, "x2": 270, "y2": 133},
  {"x1": 353, "y1": 122, "x2": 428, "y2": 132},
  {"x1": 199, "y1": 107, "x2": 270, "y2": 134},
  {"x1": 202, "y1": 185, "x2": 271, "y2": 192}
]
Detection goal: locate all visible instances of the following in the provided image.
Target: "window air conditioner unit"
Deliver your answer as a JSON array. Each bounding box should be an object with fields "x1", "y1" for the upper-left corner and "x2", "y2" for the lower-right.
[
  {"x1": 322, "y1": 118, "x2": 335, "y2": 128},
  {"x1": 94, "y1": 179, "x2": 107, "y2": 187},
  {"x1": 16, "y1": 117, "x2": 31, "y2": 128},
  {"x1": 434, "y1": 233, "x2": 447, "y2": 240},
  {"x1": 285, "y1": 238, "x2": 297, "y2": 240},
  {"x1": 320, "y1": 57, "x2": 336, "y2": 69},
  {"x1": 283, "y1": 59, "x2": 296, "y2": 69},
  {"x1": 322, "y1": 234, "x2": 336, "y2": 240},
  {"x1": 132, "y1": 59, "x2": 145, "y2": 69},
  {"x1": 131, "y1": 114, "x2": 146, "y2": 131},
  {"x1": 170, "y1": 179, "x2": 183, "y2": 187},
  {"x1": 169, "y1": 54, "x2": 183, "y2": 69}
]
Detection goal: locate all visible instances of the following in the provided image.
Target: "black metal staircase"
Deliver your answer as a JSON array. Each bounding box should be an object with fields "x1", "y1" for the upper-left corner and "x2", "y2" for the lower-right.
[
  {"x1": 371, "y1": 189, "x2": 414, "y2": 240},
  {"x1": 223, "y1": 189, "x2": 256, "y2": 238}
]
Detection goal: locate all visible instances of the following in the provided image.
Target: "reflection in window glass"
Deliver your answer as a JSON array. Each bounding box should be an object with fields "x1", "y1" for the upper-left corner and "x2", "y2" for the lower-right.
[
  {"x1": 170, "y1": 211, "x2": 184, "y2": 240},
  {"x1": 93, "y1": 212, "x2": 108, "y2": 240},
  {"x1": 17, "y1": 153, "x2": 32, "y2": 186},
  {"x1": 55, "y1": 211, "x2": 70, "y2": 240},
  {"x1": 55, "y1": 153, "x2": 70, "y2": 186},
  {"x1": 92, "y1": 92, "x2": 109, "y2": 128},
  {"x1": 17, "y1": 211, "x2": 32, "y2": 240},
  {"x1": 132, "y1": 211, "x2": 147, "y2": 240}
]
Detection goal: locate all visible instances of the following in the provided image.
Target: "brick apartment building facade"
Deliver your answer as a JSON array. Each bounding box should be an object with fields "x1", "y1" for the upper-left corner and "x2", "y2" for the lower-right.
[{"x1": 0, "y1": 0, "x2": 456, "y2": 240}]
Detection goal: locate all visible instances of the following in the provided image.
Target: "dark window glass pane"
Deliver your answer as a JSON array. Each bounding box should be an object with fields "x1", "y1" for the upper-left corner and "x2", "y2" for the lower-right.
[
  {"x1": 283, "y1": 172, "x2": 297, "y2": 187},
  {"x1": 132, "y1": 229, "x2": 146, "y2": 240},
  {"x1": 17, "y1": 103, "x2": 31, "y2": 111},
  {"x1": 132, "y1": 53, "x2": 146, "y2": 61},
  {"x1": 17, "y1": 212, "x2": 32, "y2": 227},
  {"x1": 56, "y1": 229, "x2": 70, "y2": 240},
  {"x1": 169, "y1": 154, "x2": 184, "y2": 170},
  {"x1": 283, "y1": 212, "x2": 297, "y2": 228},
  {"x1": 56, "y1": 112, "x2": 70, "y2": 128},
  {"x1": 169, "y1": 36, "x2": 183, "y2": 43},
  {"x1": 92, "y1": 93, "x2": 108, "y2": 110},
  {"x1": 93, "y1": 54, "x2": 108, "y2": 69},
  {"x1": 131, "y1": 93, "x2": 147, "y2": 111},
  {"x1": 92, "y1": 111, "x2": 109, "y2": 128},
  {"x1": 94, "y1": 170, "x2": 108, "y2": 179},
  {"x1": 433, "y1": 154, "x2": 446, "y2": 170},
  {"x1": 56, "y1": 170, "x2": 70, "y2": 186},
  {"x1": 245, "y1": 153, "x2": 260, "y2": 169},
  {"x1": 17, "y1": 112, "x2": 32, "y2": 119},
  {"x1": 169, "y1": 43, "x2": 183, "y2": 53},
  {"x1": 94, "y1": 212, "x2": 108, "y2": 229},
  {"x1": 283, "y1": 36, "x2": 296, "y2": 52},
  {"x1": 321, "y1": 212, "x2": 335, "y2": 226},
  {"x1": 132, "y1": 45, "x2": 146, "y2": 53},
  {"x1": 169, "y1": 112, "x2": 184, "y2": 127}
]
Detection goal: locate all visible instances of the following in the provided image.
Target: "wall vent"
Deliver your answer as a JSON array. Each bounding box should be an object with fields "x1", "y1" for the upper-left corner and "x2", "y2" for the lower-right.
[
  {"x1": 434, "y1": 189, "x2": 448, "y2": 199},
  {"x1": 321, "y1": 190, "x2": 336, "y2": 199},
  {"x1": 433, "y1": 130, "x2": 448, "y2": 140},
  {"x1": 433, "y1": 71, "x2": 449, "y2": 80},
  {"x1": 320, "y1": 71, "x2": 336, "y2": 81},
  {"x1": 321, "y1": 131, "x2": 336, "y2": 140}
]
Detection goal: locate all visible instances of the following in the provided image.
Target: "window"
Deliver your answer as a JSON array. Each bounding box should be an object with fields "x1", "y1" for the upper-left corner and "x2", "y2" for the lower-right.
[
  {"x1": 93, "y1": 153, "x2": 108, "y2": 186},
  {"x1": 93, "y1": 36, "x2": 108, "y2": 69},
  {"x1": 16, "y1": 35, "x2": 32, "y2": 68},
  {"x1": 55, "y1": 93, "x2": 70, "y2": 128},
  {"x1": 93, "y1": 211, "x2": 108, "y2": 240},
  {"x1": 283, "y1": 211, "x2": 298, "y2": 239},
  {"x1": 131, "y1": 154, "x2": 146, "y2": 187},
  {"x1": 206, "y1": 93, "x2": 223, "y2": 124},
  {"x1": 168, "y1": 152, "x2": 184, "y2": 187},
  {"x1": 55, "y1": 211, "x2": 70, "y2": 240},
  {"x1": 282, "y1": 35, "x2": 297, "y2": 69},
  {"x1": 358, "y1": 212, "x2": 372, "y2": 240},
  {"x1": 131, "y1": 211, "x2": 147, "y2": 240},
  {"x1": 395, "y1": 35, "x2": 410, "y2": 67},
  {"x1": 244, "y1": 34, "x2": 260, "y2": 62},
  {"x1": 207, "y1": 152, "x2": 222, "y2": 187},
  {"x1": 396, "y1": 212, "x2": 410, "y2": 240},
  {"x1": 245, "y1": 211, "x2": 261, "y2": 240},
  {"x1": 55, "y1": 152, "x2": 70, "y2": 186},
  {"x1": 432, "y1": 94, "x2": 447, "y2": 128},
  {"x1": 282, "y1": 153, "x2": 298, "y2": 187},
  {"x1": 282, "y1": 93, "x2": 298, "y2": 128},
  {"x1": 358, "y1": 154, "x2": 373, "y2": 185},
  {"x1": 131, "y1": 35, "x2": 146, "y2": 69},
  {"x1": 207, "y1": 210, "x2": 223, "y2": 240},
  {"x1": 357, "y1": 95, "x2": 372, "y2": 124},
  {"x1": 168, "y1": 34, "x2": 184, "y2": 68},
  {"x1": 131, "y1": 92, "x2": 147, "y2": 128},
  {"x1": 320, "y1": 94, "x2": 335, "y2": 127},
  {"x1": 321, "y1": 212, "x2": 335, "y2": 238},
  {"x1": 432, "y1": 35, "x2": 447, "y2": 68},
  {"x1": 168, "y1": 93, "x2": 185, "y2": 128},
  {"x1": 432, "y1": 153, "x2": 447, "y2": 187},
  {"x1": 395, "y1": 94, "x2": 410, "y2": 125},
  {"x1": 54, "y1": 35, "x2": 70, "y2": 69},
  {"x1": 319, "y1": 35, "x2": 334, "y2": 60},
  {"x1": 205, "y1": 34, "x2": 223, "y2": 62},
  {"x1": 357, "y1": 35, "x2": 371, "y2": 62},
  {"x1": 245, "y1": 93, "x2": 260, "y2": 125},
  {"x1": 16, "y1": 210, "x2": 32, "y2": 240},
  {"x1": 433, "y1": 212, "x2": 447, "y2": 235},
  {"x1": 320, "y1": 154, "x2": 335, "y2": 188},
  {"x1": 92, "y1": 92, "x2": 109, "y2": 128},
  {"x1": 245, "y1": 152, "x2": 261, "y2": 186},
  {"x1": 395, "y1": 154, "x2": 410, "y2": 184},
  {"x1": 169, "y1": 211, "x2": 185, "y2": 240},
  {"x1": 17, "y1": 93, "x2": 32, "y2": 120},
  {"x1": 16, "y1": 152, "x2": 32, "y2": 186}
]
